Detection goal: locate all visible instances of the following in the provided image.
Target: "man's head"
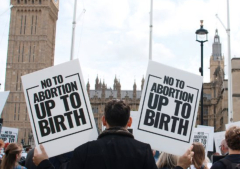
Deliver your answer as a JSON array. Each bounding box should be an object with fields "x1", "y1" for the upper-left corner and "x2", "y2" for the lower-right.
[
  {"x1": 102, "y1": 100, "x2": 131, "y2": 128},
  {"x1": 225, "y1": 126, "x2": 240, "y2": 152},
  {"x1": 26, "y1": 147, "x2": 32, "y2": 153},
  {"x1": 220, "y1": 139, "x2": 228, "y2": 155}
]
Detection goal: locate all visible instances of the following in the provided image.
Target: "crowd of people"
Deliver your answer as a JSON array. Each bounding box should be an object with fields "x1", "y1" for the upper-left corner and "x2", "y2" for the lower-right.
[{"x1": 0, "y1": 99, "x2": 240, "y2": 169}]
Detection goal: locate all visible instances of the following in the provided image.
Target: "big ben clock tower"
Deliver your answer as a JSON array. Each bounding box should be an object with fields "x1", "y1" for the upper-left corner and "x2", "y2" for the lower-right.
[
  {"x1": 2, "y1": 0, "x2": 59, "y2": 145},
  {"x1": 52, "y1": 0, "x2": 59, "y2": 9}
]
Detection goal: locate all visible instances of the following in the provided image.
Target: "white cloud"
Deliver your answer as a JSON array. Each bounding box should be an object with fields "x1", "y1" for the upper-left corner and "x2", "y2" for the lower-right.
[{"x1": 0, "y1": 0, "x2": 240, "y2": 91}]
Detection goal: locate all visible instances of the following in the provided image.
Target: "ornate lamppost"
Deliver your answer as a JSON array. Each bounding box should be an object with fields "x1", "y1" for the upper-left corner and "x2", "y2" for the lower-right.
[{"x1": 195, "y1": 20, "x2": 208, "y2": 125}]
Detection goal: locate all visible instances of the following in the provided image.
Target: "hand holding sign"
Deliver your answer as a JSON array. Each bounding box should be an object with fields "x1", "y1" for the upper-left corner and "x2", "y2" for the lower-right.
[
  {"x1": 177, "y1": 145, "x2": 194, "y2": 169},
  {"x1": 22, "y1": 59, "x2": 98, "y2": 157},
  {"x1": 33, "y1": 145, "x2": 48, "y2": 166}
]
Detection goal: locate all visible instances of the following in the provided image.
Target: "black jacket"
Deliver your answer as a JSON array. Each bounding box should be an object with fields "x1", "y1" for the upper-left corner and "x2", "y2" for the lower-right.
[
  {"x1": 211, "y1": 154, "x2": 240, "y2": 169},
  {"x1": 69, "y1": 127, "x2": 157, "y2": 169},
  {"x1": 37, "y1": 128, "x2": 184, "y2": 169}
]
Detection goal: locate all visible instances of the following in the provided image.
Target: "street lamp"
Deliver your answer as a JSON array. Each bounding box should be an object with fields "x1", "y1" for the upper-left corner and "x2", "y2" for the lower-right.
[{"x1": 195, "y1": 20, "x2": 208, "y2": 125}]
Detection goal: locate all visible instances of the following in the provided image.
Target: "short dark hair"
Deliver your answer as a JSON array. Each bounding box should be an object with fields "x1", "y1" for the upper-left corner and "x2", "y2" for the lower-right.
[
  {"x1": 104, "y1": 100, "x2": 130, "y2": 127},
  {"x1": 25, "y1": 147, "x2": 31, "y2": 152},
  {"x1": 225, "y1": 126, "x2": 240, "y2": 150}
]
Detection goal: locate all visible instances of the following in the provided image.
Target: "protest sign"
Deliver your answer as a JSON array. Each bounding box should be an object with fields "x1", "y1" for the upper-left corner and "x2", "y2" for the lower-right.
[
  {"x1": 225, "y1": 121, "x2": 240, "y2": 130},
  {"x1": 213, "y1": 131, "x2": 225, "y2": 154},
  {"x1": 192, "y1": 128, "x2": 212, "y2": 151},
  {"x1": 129, "y1": 111, "x2": 139, "y2": 134},
  {"x1": 21, "y1": 59, "x2": 98, "y2": 157},
  {"x1": 0, "y1": 127, "x2": 18, "y2": 143},
  {"x1": 0, "y1": 91, "x2": 10, "y2": 115},
  {"x1": 197, "y1": 125, "x2": 214, "y2": 151},
  {"x1": 135, "y1": 61, "x2": 203, "y2": 155}
]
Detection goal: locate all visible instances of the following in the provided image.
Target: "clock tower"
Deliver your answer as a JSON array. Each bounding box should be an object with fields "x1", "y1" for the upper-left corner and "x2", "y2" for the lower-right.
[
  {"x1": 2, "y1": 0, "x2": 59, "y2": 145},
  {"x1": 52, "y1": 0, "x2": 59, "y2": 9}
]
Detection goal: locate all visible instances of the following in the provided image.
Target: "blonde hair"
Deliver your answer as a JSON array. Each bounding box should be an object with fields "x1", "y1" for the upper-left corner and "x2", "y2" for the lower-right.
[{"x1": 156, "y1": 152, "x2": 178, "y2": 169}]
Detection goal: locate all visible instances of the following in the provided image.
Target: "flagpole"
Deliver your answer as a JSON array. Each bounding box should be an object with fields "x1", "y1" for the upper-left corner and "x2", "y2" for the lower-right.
[
  {"x1": 149, "y1": 0, "x2": 153, "y2": 60},
  {"x1": 70, "y1": 0, "x2": 77, "y2": 60},
  {"x1": 226, "y1": 0, "x2": 233, "y2": 123}
]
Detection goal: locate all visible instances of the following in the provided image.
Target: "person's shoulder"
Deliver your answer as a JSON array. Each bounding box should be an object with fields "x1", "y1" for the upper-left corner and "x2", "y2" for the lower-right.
[
  {"x1": 74, "y1": 140, "x2": 99, "y2": 152},
  {"x1": 210, "y1": 160, "x2": 225, "y2": 169},
  {"x1": 131, "y1": 138, "x2": 151, "y2": 148}
]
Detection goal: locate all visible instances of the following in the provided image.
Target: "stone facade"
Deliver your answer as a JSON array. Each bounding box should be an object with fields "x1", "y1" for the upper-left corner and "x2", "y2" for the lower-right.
[
  {"x1": 2, "y1": 0, "x2": 59, "y2": 145},
  {"x1": 88, "y1": 30, "x2": 240, "y2": 133},
  {"x1": 232, "y1": 58, "x2": 240, "y2": 121},
  {"x1": 3, "y1": 0, "x2": 240, "y2": 143},
  {"x1": 196, "y1": 30, "x2": 240, "y2": 131},
  {"x1": 87, "y1": 76, "x2": 144, "y2": 132}
]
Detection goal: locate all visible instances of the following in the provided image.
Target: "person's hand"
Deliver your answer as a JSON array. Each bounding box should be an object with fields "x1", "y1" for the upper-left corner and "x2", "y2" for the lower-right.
[
  {"x1": 177, "y1": 145, "x2": 194, "y2": 169},
  {"x1": 33, "y1": 144, "x2": 48, "y2": 166}
]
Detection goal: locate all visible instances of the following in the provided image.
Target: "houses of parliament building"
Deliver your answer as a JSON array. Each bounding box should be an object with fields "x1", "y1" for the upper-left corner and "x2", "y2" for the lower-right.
[
  {"x1": 86, "y1": 30, "x2": 240, "y2": 133},
  {"x1": 2, "y1": 0, "x2": 240, "y2": 144}
]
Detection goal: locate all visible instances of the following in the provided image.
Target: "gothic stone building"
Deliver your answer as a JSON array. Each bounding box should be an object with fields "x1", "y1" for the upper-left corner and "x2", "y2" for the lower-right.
[
  {"x1": 88, "y1": 30, "x2": 240, "y2": 133},
  {"x1": 2, "y1": 0, "x2": 59, "y2": 145},
  {"x1": 2, "y1": 0, "x2": 240, "y2": 144},
  {"x1": 86, "y1": 76, "x2": 145, "y2": 132},
  {"x1": 197, "y1": 30, "x2": 240, "y2": 131}
]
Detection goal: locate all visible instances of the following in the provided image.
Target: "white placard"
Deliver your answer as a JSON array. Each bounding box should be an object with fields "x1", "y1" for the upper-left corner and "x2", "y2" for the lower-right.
[
  {"x1": 0, "y1": 91, "x2": 10, "y2": 115},
  {"x1": 192, "y1": 128, "x2": 212, "y2": 151},
  {"x1": 0, "y1": 127, "x2": 18, "y2": 143},
  {"x1": 135, "y1": 61, "x2": 203, "y2": 156},
  {"x1": 130, "y1": 111, "x2": 139, "y2": 134},
  {"x1": 21, "y1": 59, "x2": 98, "y2": 157},
  {"x1": 197, "y1": 125, "x2": 214, "y2": 151},
  {"x1": 225, "y1": 121, "x2": 240, "y2": 130},
  {"x1": 213, "y1": 131, "x2": 225, "y2": 154}
]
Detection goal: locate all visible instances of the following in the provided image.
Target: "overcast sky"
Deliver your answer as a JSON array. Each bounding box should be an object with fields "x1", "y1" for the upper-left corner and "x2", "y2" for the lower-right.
[{"x1": 0, "y1": 0, "x2": 240, "y2": 91}]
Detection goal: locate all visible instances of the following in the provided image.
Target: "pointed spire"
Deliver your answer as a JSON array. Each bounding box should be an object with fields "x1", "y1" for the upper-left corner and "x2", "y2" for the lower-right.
[
  {"x1": 212, "y1": 28, "x2": 222, "y2": 60},
  {"x1": 87, "y1": 79, "x2": 90, "y2": 96},
  {"x1": 102, "y1": 79, "x2": 105, "y2": 87},
  {"x1": 87, "y1": 78, "x2": 90, "y2": 87},
  {"x1": 133, "y1": 79, "x2": 137, "y2": 89},
  {"x1": 133, "y1": 79, "x2": 137, "y2": 99},
  {"x1": 95, "y1": 75, "x2": 99, "y2": 90}
]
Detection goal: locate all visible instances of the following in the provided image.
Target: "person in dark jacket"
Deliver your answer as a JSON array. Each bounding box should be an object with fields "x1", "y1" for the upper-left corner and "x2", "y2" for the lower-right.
[
  {"x1": 26, "y1": 148, "x2": 73, "y2": 169},
  {"x1": 211, "y1": 126, "x2": 240, "y2": 169},
  {"x1": 33, "y1": 100, "x2": 194, "y2": 169}
]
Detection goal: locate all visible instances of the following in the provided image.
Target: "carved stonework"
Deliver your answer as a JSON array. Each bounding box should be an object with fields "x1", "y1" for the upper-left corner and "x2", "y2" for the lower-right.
[{"x1": 2, "y1": 1, "x2": 59, "y2": 144}]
